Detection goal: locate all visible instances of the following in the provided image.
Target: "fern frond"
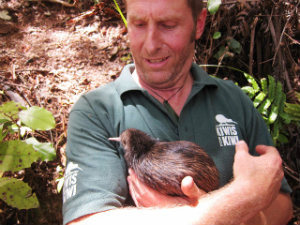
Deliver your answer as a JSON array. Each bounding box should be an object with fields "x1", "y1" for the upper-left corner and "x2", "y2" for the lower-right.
[
  {"x1": 261, "y1": 78, "x2": 268, "y2": 93},
  {"x1": 241, "y1": 86, "x2": 257, "y2": 99},
  {"x1": 253, "y1": 92, "x2": 266, "y2": 108},
  {"x1": 244, "y1": 73, "x2": 260, "y2": 93},
  {"x1": 285, "y1": 103, "x2": 300, "y2": 122},
  {"x1": 258, "y1": 98, "x2": 271, "y2": 116},
  {"x1": 268, "y1": 75, "x2": 276, "y2": 102},
  {"x1": 199, "y1": 64, "x2": 299, "y2": 146},
  {"x1": 268, "y1": 81, "x2": 285, "y2": 124}
]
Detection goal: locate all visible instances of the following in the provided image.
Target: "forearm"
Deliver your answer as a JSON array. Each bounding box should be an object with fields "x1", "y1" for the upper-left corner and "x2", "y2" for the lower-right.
[
  {"x1": 243, "y1": 193, "x2": 293, "y2": 225},
  {"x1": 68, "y1": 180, "x2": 264, "y2": 225},
  {"x1": 263, "y1": 193, "x2": 293, "y2": 225},
  {"x1": 68, "y1": 142, "x2": 285, "y2": 225}
]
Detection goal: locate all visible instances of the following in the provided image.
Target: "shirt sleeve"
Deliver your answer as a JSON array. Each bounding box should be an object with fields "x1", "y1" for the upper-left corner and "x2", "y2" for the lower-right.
[{"x1": 62, "y1": 95, "x2": 128, "y2": 225}]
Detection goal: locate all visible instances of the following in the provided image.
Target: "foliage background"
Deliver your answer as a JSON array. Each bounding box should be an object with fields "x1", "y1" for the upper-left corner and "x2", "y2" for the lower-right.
[{"x1": 0, "y1": 0, "x2": 299, "y2": 224}]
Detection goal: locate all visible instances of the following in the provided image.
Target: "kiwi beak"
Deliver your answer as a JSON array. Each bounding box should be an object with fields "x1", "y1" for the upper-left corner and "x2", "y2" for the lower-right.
[{"x1": 108, "y1": 137, "x2": 121, "y2": 142}]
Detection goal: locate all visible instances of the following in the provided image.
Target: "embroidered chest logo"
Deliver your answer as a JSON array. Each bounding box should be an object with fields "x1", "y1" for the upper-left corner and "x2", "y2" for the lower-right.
[
  {"x1": 63, "y1": 162, "x2": 82, "y2": 203},
  {"x1": 215, "y1": 114, "x2": 239, "y2": 147}
]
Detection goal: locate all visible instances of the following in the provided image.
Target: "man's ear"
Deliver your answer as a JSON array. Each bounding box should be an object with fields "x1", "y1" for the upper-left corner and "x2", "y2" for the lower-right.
[{"x1": 195, "y1": 9, "x2": 207, "y2": 40}]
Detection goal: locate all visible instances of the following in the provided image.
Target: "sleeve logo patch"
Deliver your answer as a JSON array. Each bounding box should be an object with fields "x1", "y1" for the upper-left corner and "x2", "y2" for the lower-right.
[
  {"x1": 63, "y1": 162, "x2": 82, "y2": 203},
  {"x1": 215, "y1": 114, "x2": 239, "y2": 147}
]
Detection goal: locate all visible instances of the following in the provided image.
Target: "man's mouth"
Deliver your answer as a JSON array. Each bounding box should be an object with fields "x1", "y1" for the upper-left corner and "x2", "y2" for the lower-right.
[{"x1": 147, "y1": 56, "x2": 169, "y2": 63}]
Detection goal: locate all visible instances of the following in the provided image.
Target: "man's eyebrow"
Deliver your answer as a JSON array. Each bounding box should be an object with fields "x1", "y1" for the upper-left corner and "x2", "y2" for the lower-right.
[
  {"x1": 128, "y1": 14, "x2": 181, "y2": 23},
  {"x1": 127, "y1": 14, "x2": 147, "y2": 21}
]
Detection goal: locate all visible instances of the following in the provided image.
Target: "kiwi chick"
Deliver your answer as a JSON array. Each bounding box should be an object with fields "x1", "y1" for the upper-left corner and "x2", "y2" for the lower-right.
[{"x1": 109, "y1": 128, "x2": 219, "y2": 196}]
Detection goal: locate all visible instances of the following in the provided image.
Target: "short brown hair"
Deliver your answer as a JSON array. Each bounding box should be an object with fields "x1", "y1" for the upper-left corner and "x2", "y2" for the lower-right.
[
  {"x1": 188, "y1": 0, "x2": 204, "y2": 22},
  {"x1": 123, "y1": 0, "x2": 203, "y2": 23}
]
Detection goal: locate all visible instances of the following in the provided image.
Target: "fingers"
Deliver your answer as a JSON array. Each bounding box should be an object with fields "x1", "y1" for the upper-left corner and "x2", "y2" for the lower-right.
[
  {"x1": 255, "y1": 144, "x2": 277, "y2": 156},
  {"x1": 255, "y1": 145, "x2": 283, "y2": 173},
  {"x1": 236, "y1": 141, "x2": 280, "y2": 160},
  {"x1": 127, "y1": 169, "x2": 139, "y2": 207},
  {"x1": 259, "y1": 145, "x2": 284, "y2": 182},
  {"x1": 128, "y1": 168, "x2": 146, "y2": 207},
  {"x1": 128, "y1": 169, "x2": 194, "y2": 208},
  {"x1": 233, "y1": 141, "x2": 284, "y2": 207}
]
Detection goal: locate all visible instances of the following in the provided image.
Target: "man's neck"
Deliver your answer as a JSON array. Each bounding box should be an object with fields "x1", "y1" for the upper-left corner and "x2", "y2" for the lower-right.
[{"x1": 132, "y1": 70, "x2": 193, "y2": 116}]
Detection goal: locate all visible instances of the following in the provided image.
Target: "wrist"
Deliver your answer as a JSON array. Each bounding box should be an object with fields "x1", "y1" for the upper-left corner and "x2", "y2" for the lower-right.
[{"x1": 193, "y1": 180, "x2": 264, "y2": 225}]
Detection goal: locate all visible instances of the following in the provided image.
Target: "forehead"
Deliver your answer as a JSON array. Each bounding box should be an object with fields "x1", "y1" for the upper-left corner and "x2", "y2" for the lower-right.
[{"x1": 126, "y1": 0, "x2": 191, "y2": 20}]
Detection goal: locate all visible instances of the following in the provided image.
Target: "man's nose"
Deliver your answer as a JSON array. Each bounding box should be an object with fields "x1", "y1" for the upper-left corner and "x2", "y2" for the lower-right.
[{"x1": 144, "y1": 26, "x2": 162, "y2": 54}]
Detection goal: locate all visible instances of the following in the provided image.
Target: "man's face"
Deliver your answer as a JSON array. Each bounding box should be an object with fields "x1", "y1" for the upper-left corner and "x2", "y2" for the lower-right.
[{"x1": 127, "y1": 0, "x2": 205, "y2": 88}]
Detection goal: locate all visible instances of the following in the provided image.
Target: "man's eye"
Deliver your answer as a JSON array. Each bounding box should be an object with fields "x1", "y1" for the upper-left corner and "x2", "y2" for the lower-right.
[
  {"x1": 134, "y1": 22, "x2": 145, "y2": 27},
  {"x1": 162, "y1": 24, "x2": 176, "y2": 29}
]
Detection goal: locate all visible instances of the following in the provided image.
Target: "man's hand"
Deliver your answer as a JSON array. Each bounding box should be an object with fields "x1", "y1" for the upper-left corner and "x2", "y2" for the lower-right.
[
  {"x1": 233, "y1": 141, "x2": 284, "y2": 210},
  {"x1": 68, "y1": 142, "x2": 291, "y2": 225},
  {"x1": 127, "y1": 169, "x2": 206, "y2": 208}
]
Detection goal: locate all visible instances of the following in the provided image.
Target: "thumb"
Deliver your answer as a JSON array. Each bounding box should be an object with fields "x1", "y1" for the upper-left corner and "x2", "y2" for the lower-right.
[
  {"x1": 233, "y1": 141, "x2": 250, "y2": 174},
  {"x1": 181, "y1": 176, "x2": 206, "y2": 206}
]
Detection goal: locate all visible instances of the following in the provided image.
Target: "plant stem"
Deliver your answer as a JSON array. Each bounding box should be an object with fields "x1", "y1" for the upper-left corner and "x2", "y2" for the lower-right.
[{"x1": 113, "y1": 0, "x2": 127, "y2": 27}]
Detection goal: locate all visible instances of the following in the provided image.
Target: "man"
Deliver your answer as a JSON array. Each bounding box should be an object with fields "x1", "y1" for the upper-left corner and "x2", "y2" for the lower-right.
[{"x1": 63, "y1": 0, "x2": 293, "y2": 224}]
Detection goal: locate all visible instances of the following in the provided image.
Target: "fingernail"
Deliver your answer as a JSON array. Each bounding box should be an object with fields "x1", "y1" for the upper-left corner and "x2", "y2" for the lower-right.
[{"x1": 236, "y1": 140, "x2": 246, "y2": 146}]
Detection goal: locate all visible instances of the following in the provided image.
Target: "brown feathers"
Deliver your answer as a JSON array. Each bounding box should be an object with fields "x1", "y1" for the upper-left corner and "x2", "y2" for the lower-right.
[{"x1": 111, "y1": 128, "x2": 219, "y2": 196}]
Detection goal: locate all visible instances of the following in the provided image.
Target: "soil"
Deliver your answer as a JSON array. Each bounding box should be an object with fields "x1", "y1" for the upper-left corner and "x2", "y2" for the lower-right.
[{"x1": 0, "y1": 0, "x2": 129, "y2": 224}]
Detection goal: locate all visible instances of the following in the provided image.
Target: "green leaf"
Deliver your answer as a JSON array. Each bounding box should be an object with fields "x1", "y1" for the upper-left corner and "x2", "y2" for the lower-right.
[
  {"x1": 207, "y1": 0, "x2": 222, "y2": 15},
  {"x1": 228, "y1": 38, "x2": 242, "y2": 54},
  {"x1": 261, "y1": 78, "x2": 268, "y2": 93},
  {"x1": 25, "y1": 137, "x2": 56, "y2": 161},
  {"x1": 243, "y1": 73, "x2": 260, "y2": 93},
  {"x1": 268, "y1": 105, "x2": 279, "y2": 124},
  {"x1": 56, "y1": 177, "x2": 64, "y2": 193},
  {"x1": 278, "y1": 90, "x2": 286, "y2": 115},
  {"x1": 19, "y1": 106, "x2": 55, "y2": 131},
  {"x1": 214, "y1": 46, "x2": 227, "y2": 60},
  {"x1": 0, "y1": 101, "x2": 25, "y2": 121},
  {"x1": 262, "y1": 115, "x2": 269, "y2": 126},
  {"x1": 268, "y1": 79, "x2": 285, "y2": 124},
  {"x1": 0, "y1": 127, "x2": 9, "y2": 143},
  {"x1": 0, "y1": 140, "x2": 41, "y2": 172},
  {"x1": 285, "y1": 103, "x2": 300, "y2": 118},
  {"x1": 120, "y1": 54, "x2": 132, "y2": 62},
  {"x1": 267, "y1": 75, "x2": 276, "y2": 102},
  {"x1": 0, "y1": 177, "x2": 39, "y2": 209},
  {"x1": 271, "y1": 120, "x2": 280, "y2": 144},
  {"x1": 0, "y1": 118, "x2": 10, "y2": 124},
  {"x1": 277, "y1": 134, "x2": 289, "y2": 144},
  {"x1": 241, "y1": 86, "x2": 256, "y2": 98},
  {"x1": 280, "y1": 112, "x2": 292, "y2": 124},
  {"x1": 258, "y1": 98, "x2": 271, "y2": 116},
  {"x1": 253, "y1": 92, "x2": 266, "y2": 108},
  {"x1": 213, "y1": 32, "x2": 221, "y2": 39}
]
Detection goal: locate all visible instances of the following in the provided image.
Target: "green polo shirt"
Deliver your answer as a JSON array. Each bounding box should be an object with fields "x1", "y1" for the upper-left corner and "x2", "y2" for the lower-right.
[{"x1": 63, "y1": 63, "x2": 291, "y2": 224}]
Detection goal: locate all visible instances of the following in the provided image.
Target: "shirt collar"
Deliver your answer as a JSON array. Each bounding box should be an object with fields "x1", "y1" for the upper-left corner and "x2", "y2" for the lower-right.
[
  {"x1": 190, "y1": 63, "x2": 219, "y2": 87},
  {"x1": 114, "y1": 64, "x2": 142, "y2": 97},
  {"x1": 114, "y1": 63, "x2": 218, "y2": 98}
]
